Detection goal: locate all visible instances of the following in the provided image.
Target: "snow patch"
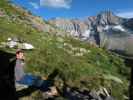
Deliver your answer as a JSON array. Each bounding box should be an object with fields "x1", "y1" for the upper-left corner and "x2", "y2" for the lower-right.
[
  {"x1": 113, "y1": 25, "x2": 125, "y2": 32},
  {"x1": 82, "y1": 29, "x2": 91, "y2": 39},
  {"x1": 104, "y1": 25, "x2": 125, "y2": 32},
  {"x1": 104, "y1": 25, "x2": 110, "y2": 30}
]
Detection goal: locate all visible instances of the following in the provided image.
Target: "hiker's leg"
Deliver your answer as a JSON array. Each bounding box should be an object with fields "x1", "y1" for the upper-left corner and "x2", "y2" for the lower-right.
[
  {"x1": 31, "y1": 76, "x2": 45, "y2": 87},
  {"x1": 16, "y1": 74, "x2": 46, "y2": 87},
  {"x1": 16, "y1": 74, "x2": 40, "y2": 86},
  {"x1": 16, "y1": 74, "x2": 53, "y2": 91},
  {"x1": 23, "y1": 75, "x2": 52, "y2": 90}
]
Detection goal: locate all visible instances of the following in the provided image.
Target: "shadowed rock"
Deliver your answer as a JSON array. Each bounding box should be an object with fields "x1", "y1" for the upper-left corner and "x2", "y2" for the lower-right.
[{"x1": 0, "y1": 50, "x2": 18, "y2": 100}]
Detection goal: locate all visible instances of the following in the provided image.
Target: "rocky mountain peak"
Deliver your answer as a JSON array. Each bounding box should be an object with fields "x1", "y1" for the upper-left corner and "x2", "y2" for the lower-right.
[
  {"x1": 97, "y1": 10, "x2": 115, "y2": 18},
  {"x1": 96, "y1": 10, "x2": 120, "y2": 26}
]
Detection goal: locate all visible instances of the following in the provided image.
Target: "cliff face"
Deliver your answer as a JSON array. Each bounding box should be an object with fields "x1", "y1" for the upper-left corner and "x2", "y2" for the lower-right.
[{"x1": 48, "y1": 11, "x2": 133, "y2": 57}]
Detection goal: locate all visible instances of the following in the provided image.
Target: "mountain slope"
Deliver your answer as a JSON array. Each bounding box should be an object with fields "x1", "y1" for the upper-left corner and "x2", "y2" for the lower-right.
[{"x1": 0, "y1": 1, "x2": 130, "y2": 100}]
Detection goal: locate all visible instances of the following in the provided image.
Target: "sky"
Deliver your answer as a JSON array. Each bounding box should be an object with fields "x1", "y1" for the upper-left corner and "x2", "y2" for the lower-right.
[{"x1": 11, "y1": 0, "x2": 133, "y2": 20}]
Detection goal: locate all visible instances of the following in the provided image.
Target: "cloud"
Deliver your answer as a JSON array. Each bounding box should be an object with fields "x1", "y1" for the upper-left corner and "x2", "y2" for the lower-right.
[
  {"x1": 117, "y1": 11, "x2": 133, "y2": 18},
  {"x1": 40, "y1": 0, "x2": 72, "y2": 9},
  {"x1": 29, "y1": 2, "x2": 39, "y2": 9}
]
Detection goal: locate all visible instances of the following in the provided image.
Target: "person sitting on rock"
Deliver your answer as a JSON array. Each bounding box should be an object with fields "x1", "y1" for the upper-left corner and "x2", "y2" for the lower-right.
[{"x1": 14, "y1": 49, "x2": 58, "y2": 95}]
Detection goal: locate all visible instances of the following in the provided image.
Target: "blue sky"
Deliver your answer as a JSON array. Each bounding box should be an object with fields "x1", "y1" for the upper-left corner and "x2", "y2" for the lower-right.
[{"x1": 11, "y1": 0, "x2": 133, "y2": 20}]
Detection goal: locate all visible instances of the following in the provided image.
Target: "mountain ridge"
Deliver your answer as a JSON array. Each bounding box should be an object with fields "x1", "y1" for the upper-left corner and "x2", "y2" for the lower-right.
[{"x1": 48, "y1": 10, "x2": 133, "y2": 57}]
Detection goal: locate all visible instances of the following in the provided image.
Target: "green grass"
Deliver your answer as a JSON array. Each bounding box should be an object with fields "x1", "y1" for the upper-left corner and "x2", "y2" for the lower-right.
[{"x1": 24, "y1": 34, "x2": 129, "y2": 100}]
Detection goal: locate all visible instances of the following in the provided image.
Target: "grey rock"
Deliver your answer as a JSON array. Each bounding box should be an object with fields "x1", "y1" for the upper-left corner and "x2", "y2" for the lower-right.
[
  {"x1": 89, "y1": 91, "x2": 102, "y2": 100},
  {"x1": 104, "y1": 96, "x2": 114, "y2": 100}
]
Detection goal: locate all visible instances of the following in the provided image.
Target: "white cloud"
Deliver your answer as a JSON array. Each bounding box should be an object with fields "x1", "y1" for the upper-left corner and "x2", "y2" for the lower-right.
[
  {"x1": 29, "y1": 2, "x2": 39, "y2": 9},
  {"x1": 40, "y1": 0, "x2": 72, "y2": 9},
  {"x1": 117, "y1": 11, "x2": 133, "y2": 18}
]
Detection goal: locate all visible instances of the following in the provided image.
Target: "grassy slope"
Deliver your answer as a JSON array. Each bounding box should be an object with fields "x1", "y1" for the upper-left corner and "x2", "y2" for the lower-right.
[{"x1": 0, "y1": 0, "x2": 130, "y2": 99}]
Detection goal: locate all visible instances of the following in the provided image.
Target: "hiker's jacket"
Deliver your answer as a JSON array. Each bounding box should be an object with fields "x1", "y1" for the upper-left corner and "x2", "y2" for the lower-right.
[{"x1": 15, "y1": 59, "x2": 25, "y2": 81}]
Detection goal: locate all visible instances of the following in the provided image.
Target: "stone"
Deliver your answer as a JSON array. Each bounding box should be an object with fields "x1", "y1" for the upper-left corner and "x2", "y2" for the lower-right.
[
  {"x1": 104, "y1": 96, "x2": 114, "y2": 100},
  {"x1": 22, "y1": 43, "x2": 34, "y2": 50}
]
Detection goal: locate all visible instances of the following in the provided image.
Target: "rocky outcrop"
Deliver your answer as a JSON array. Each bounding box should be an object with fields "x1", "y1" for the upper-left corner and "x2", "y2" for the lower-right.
[
  {"x1": 63, "y1": 86, "x2": 114, "y2": 100},
  {"x1": 1, "y1": 37, "x2": 34, "y2": 50}
]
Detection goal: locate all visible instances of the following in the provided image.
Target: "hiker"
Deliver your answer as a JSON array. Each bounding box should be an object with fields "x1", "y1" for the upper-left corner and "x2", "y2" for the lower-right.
[{"x1": 15, "y1": 49, "x2": 53, "y2": 91}]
